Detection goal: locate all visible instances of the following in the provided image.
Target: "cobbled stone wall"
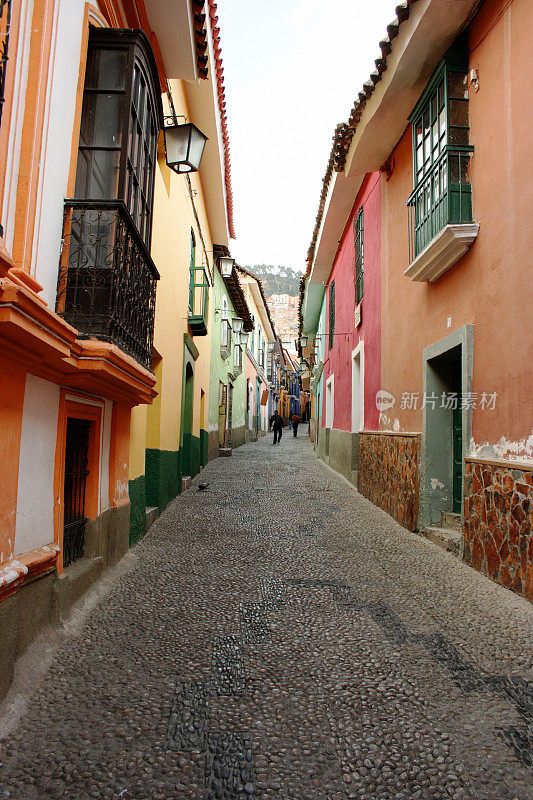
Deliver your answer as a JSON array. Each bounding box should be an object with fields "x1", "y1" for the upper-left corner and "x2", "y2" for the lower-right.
[
  {"x1": 358, "y1": 432, "x2": 420, "y2": 531},
  {"x1": 463, "y1": 459, "x2": 533, "y2": 602}
]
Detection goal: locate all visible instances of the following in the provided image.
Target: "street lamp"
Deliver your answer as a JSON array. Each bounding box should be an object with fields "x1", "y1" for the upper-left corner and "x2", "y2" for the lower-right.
[
  {"x1": 232, "y1": 317, "x2": 243, "y2": 334},
  {"x1": 267, "y1": 342, "x2": 275, "y2": 353},
  {"x1": 300, "y1": 335, "x2": 308, "y2": 348},
  {"x1": 219, "y1": 256, "x2": 235, "y2": 278},
  {"x1": 239, "y1": 331, "x2": 249, "y2": 347},
  {"x1": 163, "y1": 121, "x2": 208, "y2": 174}
]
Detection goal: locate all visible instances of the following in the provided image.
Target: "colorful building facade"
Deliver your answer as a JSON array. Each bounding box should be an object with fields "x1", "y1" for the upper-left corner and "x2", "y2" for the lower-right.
[
  {"x1": 207, "y1": 252, "x2": 253, "y2": 459},
  {"x1": 301, "y1": 0, "x2": 533, "y2": 601},
  {"x1": 0, "y1": 0, "x2": 236, "y2": 699},
  {"x1": 237, "y1": 266, "x2": 276, "y2": 440}
]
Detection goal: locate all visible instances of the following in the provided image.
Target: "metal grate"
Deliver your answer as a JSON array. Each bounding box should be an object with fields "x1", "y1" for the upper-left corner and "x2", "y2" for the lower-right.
[
  {"x1": 56, "y1": 200, "x2": 158, "y2": 370},
  {"x1": 63, "y1": 419, "x2": 90, "y2": 568}
]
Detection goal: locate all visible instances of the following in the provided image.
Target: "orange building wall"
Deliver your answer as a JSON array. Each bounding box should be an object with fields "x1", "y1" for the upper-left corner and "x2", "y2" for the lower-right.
[
  {"x1": 380, "y1": 0, "x2": 533, "y2": 455},
  {"x1": 0, "y1": 357, "x2": 26, "y2": 562}
]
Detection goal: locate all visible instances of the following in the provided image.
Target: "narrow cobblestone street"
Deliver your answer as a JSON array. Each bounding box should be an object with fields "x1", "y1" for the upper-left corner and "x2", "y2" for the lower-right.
[{"x1": 1, "y1": 436, "x2": 532, "y2": 800}]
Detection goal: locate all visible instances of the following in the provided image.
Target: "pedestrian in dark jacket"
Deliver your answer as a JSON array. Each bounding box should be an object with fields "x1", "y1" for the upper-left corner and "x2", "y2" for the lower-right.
[
  {"x1": 292, "y1": 413, "x2": 300, "y2": 437},
  {"x1": 270, "y1": 412, "x2": 283, "y2": 444}
]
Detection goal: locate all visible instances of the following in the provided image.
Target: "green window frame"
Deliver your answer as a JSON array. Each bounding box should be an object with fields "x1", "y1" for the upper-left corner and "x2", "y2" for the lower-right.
[
  {"x1": 328, "y1": 280, "x2": 335, "y2": 350},
  {"x1": 188, "y1": 229, "x2": 209, "y2": 335},
  {"x1": 188, "y1": 229, "x2": 196, "y2": 314},
  {"x1": 407, "y1": 36, "x2": 474, "y2": 260},
  {"x1": 354, "y1": 207, "x2": 364, "y2": 306}
]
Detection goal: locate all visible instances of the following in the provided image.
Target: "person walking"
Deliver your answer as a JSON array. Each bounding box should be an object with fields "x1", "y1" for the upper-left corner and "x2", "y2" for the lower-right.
[
  {"x1": 292, "y1": 412, "x2": 300, "y2": 437},
  {"x1": 270, "y1": 411, "x2": 283, "y2": 445}
]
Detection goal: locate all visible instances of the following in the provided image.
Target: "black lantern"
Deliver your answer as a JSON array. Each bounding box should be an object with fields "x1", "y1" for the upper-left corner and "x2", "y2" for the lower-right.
[{"x1": 164, "y1": 122, "x2": 208, "y2": 174}]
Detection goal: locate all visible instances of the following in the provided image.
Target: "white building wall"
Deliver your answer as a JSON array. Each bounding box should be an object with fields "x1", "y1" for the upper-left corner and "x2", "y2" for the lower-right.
[
  {"x1": 14, "y1": 375, "x2": 60, "y2": 555},
  {"x1": 2, "y1": 0, "x2": 35, "y2": 247},
  {"x1": 32, "y1": 0, "x2": 88, "y2": 306}
]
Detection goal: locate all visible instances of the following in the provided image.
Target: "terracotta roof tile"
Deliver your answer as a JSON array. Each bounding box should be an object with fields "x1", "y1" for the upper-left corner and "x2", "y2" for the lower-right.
[
  {"x1": 208, "y1": 0, "x2": 236, "y2": 239},
  {"x1": 304, "y1": 0, "x2": 420, "y2": 273}
]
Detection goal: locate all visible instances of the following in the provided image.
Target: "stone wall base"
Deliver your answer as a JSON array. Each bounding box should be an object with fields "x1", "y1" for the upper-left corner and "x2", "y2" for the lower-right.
[
  {"x1": 85, "y1": 502, "x2": 130, "y2": 566},
  {"x1": 208, "y1": 430, "x2": 220, "y2": 463},
  {"x1": 463, "y1": 459, "x2": 532, "y2": 601},
  {"x1": 358, "y1": 432, "x2": 421, "y2": 531},
  {"x1": 0, "y1": 570, "x2": 58, "y2": 701}
]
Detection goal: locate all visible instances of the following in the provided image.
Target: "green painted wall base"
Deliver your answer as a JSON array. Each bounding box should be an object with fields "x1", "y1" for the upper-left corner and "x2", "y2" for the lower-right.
[
  {"x1": 146, "y1": 448, "x2": 181, "y2": 511},
  {"x1": 182, "y1": 433, "x2": 201, "y2": 478},
  {"x1": 129, "y1": 474, "x2": 147, "y2": 546}
]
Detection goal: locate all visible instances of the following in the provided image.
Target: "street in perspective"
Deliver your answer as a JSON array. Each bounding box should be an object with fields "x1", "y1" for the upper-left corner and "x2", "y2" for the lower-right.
[{"x1": 0, "y1": 0, "x2": 532, "y2": 799}]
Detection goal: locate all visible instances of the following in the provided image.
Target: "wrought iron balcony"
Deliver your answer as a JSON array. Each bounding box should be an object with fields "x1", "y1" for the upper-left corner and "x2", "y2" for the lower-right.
[
  {"x1": 407, "y1": 146, "x2": 474, "y2": 262},
  {"x1": 188, "y1": 266, "x2": 209, "y2": 336},
  {"x1": 56, "y1": 200, "x2": 159, "y2": 371}
]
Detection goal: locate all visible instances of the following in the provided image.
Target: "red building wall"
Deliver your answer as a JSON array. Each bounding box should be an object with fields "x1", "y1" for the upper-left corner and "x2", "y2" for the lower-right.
[{"x1": 323, "y1": 172, "x2": 381, "y2": 432}]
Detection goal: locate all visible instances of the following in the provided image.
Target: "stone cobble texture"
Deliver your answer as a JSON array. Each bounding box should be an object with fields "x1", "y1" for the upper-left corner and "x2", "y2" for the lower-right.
[
  {"x1": 463, "y1": 459, "x2": 533, "y2": 601},
  {"x1": 358, "y1": 432, "x2": 420, "y2": 531},
  {"x1": 0, "y1": 436, "x2": 532, "y2": 800}
]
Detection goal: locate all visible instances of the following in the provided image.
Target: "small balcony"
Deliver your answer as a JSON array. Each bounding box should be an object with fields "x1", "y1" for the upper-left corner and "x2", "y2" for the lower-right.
[
  {"x1": 220, "y1": 319, "x2": 232, "y2": 359},
  {"x1": 188, "y1": 266, "x2": 209, "y2": 336},
  {"x1": 56, "y1": 200, "x2": 159, "y2": 371},
  {"x1": 405, "y1": 147, "x2": 478, "y2": 282}
]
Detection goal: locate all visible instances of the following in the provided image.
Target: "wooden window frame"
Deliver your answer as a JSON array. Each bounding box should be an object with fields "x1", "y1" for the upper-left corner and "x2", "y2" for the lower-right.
[{"x1": 73, "y1": 27, "x2": 163, "y2": 247}]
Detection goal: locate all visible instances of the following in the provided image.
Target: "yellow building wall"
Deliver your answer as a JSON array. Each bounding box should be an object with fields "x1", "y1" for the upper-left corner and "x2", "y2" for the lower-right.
[{"x1": 129, "y1": 78, "x2": 217, "y2": 535}]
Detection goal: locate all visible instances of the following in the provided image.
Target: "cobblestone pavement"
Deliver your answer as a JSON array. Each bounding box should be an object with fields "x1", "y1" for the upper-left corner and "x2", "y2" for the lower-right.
[{"x1": 1, "y1": 435, "x2": 533, "y2": 800}]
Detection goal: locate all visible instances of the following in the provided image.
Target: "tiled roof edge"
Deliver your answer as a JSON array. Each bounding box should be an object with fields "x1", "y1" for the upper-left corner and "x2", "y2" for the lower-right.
[
  {"x1": 305, "y1": 0, "x2": 419, "y2": 274},
  {"x1": 207, "y1": 0, "x2": 236, "y2": 239}
]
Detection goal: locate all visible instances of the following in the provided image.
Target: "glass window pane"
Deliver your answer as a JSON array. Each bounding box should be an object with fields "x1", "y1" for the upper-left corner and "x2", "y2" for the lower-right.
[
  {"x1": 449, "y1": 126, "x2": 469, "y2": 146},
  {"x1": 75, "y1": 148, "x2": 120, "y2": 199},
  {"x1": 449, "y1": 98, "x2": 469, "y2": 127},
  {"x1": 448, "y1": 70, "x2": 468, "y2": 99},
  {"x1": 416, "y1": 120, "x2": 423, "y2": 147},
  {"x1": 85, "y1": 48, "x2": 128, "y2": 90},
  {"x1": 79, "y1": 92, "x2": 125, "y2": 148}
]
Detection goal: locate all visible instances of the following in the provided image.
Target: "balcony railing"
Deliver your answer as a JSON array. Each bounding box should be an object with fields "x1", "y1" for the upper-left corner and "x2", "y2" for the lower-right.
[
  {"x1": 220, "y1": 318, "x2": 232, "y2": 358},
  {"x1": 56, "y1": 200, "x2": 159, "y2": 371},
  {"x1": 188, "y1": 265, "x2": 209, "y2": 336},
  {"x1": 407, "y1": 147, "x2": 474, "y2": 262}
]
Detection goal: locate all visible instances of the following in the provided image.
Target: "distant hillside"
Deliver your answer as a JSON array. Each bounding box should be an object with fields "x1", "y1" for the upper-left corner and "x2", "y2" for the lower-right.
[{"x1": 242, "y1": 264, "x2": 302, "y2": 298}]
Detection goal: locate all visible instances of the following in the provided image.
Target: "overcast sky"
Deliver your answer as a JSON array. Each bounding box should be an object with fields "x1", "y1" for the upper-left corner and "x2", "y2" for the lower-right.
[{"x1": 216, "y1": 0, "x2": 400, "y2": 272}]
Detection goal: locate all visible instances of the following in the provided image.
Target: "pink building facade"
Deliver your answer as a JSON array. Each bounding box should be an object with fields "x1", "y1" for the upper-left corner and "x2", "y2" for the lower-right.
[{"x1": 317, "y1": 173, "x2": 381, "y2": 482}]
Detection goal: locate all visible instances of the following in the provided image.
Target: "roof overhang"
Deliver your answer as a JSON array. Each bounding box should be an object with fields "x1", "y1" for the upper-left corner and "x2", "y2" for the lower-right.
[
  {"x1": 301, "y1": 279, "x2": 325, "y2": 337},
  {"x1": 145, "y1": 0, "x2": 198, "y2": 81},
  {"x1": 184, "y1": 20, "x2": 229, "y2": 246},
  {"x1": 308, "y1": 0, "x2": 479, "y2": 287}
]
